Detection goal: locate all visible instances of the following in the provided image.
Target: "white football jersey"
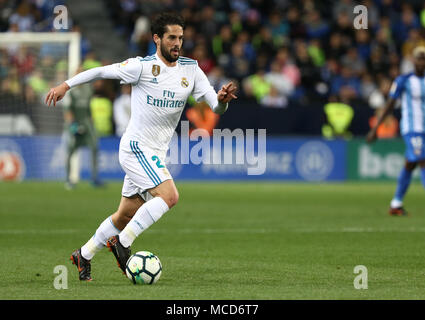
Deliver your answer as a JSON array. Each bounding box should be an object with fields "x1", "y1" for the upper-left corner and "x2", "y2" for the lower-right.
[{"x1": 112, "y1": 53, "x2": 215, "y2": 151}]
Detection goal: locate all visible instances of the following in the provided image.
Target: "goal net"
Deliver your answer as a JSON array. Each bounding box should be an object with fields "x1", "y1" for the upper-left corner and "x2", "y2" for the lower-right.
[{"x1": 0, "y1": 32, "x2": 81, "y2": 181}]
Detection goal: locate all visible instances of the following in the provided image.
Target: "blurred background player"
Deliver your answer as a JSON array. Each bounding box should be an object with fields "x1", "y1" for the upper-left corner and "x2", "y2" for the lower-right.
[
  {"x1": 63, "y1": 66, "x2": 102, "y2": 189},
  {"x1": 367, "y1": 46, "x2": 425, "y2": 216},
  {"x1": 113, "y1": 84, "x2": 131, "y2": 137}
]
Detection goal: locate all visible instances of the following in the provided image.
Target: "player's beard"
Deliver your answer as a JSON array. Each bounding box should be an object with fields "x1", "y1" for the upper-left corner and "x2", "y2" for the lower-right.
[{"x1": 160, "y1": 41, "x2": 180, "y2": 63}]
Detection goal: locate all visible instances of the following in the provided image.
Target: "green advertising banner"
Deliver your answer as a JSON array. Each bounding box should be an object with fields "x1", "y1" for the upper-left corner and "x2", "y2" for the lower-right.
[{"x1": 348, "y1": 138, "x2": 421, "y2": 180}]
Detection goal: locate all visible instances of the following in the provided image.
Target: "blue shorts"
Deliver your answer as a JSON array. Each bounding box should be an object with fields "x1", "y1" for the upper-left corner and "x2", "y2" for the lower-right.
[{"x1": 403, "y1": 133, "x2": 425, "y2": 162}]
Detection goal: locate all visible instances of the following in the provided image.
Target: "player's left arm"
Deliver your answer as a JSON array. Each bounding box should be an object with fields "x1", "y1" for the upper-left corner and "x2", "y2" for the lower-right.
[{"x1": 192, "y1": 66, "x2": 237, "y2": 115}]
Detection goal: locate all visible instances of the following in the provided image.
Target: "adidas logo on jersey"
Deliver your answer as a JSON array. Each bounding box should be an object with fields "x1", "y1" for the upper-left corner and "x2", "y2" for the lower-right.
[{"x1": 150, "y1": 78, "x2": 158, "y2": 84}]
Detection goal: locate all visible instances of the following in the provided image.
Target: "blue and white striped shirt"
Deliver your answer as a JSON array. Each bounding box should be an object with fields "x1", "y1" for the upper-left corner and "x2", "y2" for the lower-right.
[{"x1": 389, "y1": 72, "x2": 425, "y2": 135}]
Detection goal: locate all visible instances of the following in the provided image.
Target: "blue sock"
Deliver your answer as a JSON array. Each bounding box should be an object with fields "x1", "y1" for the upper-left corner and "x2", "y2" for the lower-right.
[
  {"x1": 393, "y1": 167, "x2": 413, "y2": 203},
  {"x1": 420, "y1": 167, "x2": 425, "y2": 189}
]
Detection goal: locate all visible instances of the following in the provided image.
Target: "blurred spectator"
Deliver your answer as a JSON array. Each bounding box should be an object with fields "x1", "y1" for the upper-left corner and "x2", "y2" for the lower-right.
[
  {"x1": 236, "y1": 31, "x2": 256, "y2": 63},
  {"x1": 354, "y1": 29, "x2": 372, "y2": 62},
  {"x1": 228, "y1": 10, "x2": 243, "y2": 35},
  {"x1": 294, "y1": 40, "x2": 322, "y2": 98},
  {"x1": 244, "y1": 8, "x2": 262, "y2": 35},
  {"x1": 181, "y1": 25, "x2": 197, "y2": 56},
  {"x1": 261, "y1": 86, "x2": 288, "y2": 108},
  {"x1": 8, "y1": 1, "x2": 35, "y2": 32},
  {"x1": 11, "y1": 46, "x2": 35, "y2": 78},
  {"x1": 326, "y1": 32, "x2": 348, "y2": 61},
  {"x1": 264, "y1": 60, "x2": 294, "y2": 98},
  {"x1": 191, "y1": 44, "x2": 215, "y2": 75},
  {"x1": 421, "y1": 3, "x2": 425, "y2": 28},
  {"x1": 322, "y1": 96, "x2": 354, "y2": 139},
  {"x1": 242, "y1": 69, "x2": 270, "y2": 102},
  {"x1": 332, "y1": 0, "x2": 355, "y2": 21},
  {"x1": 392, "y1": 3, "x2": 420, "y2": 45},
  {"x1": 402, "y1": 28, "x2": 425, "y2": 57},
  {"x1": 200, "y1": 5, "x2": 218, "y2": 39},
  {"x1": 305, "y1": 9, "x2": 330, "y2": 40},
  {"x1": 25, "y1": 69, "x2": 48, "y2": 103},
  {"x1": 367, "y1": 47, "x2": 389, "y2": 78},
  {"x1": 90, "y1": 80, "x2": 113, "y2": 136},
  {"x1": 369, "y1": 107, "x2": 399, "y2": 139},
  {"x1": 252, "y1": 26, "x2": 275, "y2": 58},
  {"x1": 360, "y1": 73, "x2": 377, "y2": 103},
  {"x1": 340, "y1": 47, "x2": 365, "y2": 77},
  {"x1": 113, "y1": 84, "x2": 131, "y2": 137},
  {"x1": 368, "y1": 77, "x2": 392, "y2": 109},
  {"x1": 372, "y1": 22, "x2": 396, "y2": 57},
  {"x1": 331, "y1": 11, "x2": 355, "y2": 44},
  {"x1": 212, "y1": 24, "x2": 234, "y2": 58},
  {"x1": 130, "y1": 14, "x2": 150, "y2": 53},
  {"x1": 82, "y1": 52, "x2": 102, "y2": 71},
  {"x1": 286, "y1": 5, "x2": 306, "y2": 39},
  {"x1": 330, "y1": 66, "x2": 361, "y2": 100},
  {"x1": 207, "y1": 66, "x2": 231, "y2": 93},
  {"x1": 222, "y1": 42, "x2": 252, "y2": 82},
  {"x1": 274, "y1": 47, "x2": 300, "y2": 87},
  {"x1": 307, "y1": 39, "x2": 325, "y2": 68},
  {"x1": 0, "y1": 1, "x2": 14, "y2": 32},
  {"x1": 267, "y1": 11, "x2": 289, "y2": 46},
  {"x1": 186, "y1": 101, "x2": 219, "y2": 136}
]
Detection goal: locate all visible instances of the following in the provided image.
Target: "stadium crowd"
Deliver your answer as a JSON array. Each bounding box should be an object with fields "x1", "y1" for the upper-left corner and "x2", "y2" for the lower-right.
[
  {"x1": 104, "y1": 0, "x2": 425, "y2": 110},
  {"x1": 1, "y1": 0, "x2": 425, "y2": 137}
]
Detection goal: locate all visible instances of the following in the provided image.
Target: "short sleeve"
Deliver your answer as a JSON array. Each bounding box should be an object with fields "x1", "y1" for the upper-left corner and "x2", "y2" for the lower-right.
[
  {"x1": 191, "y1": 65, "x2": 216, "y2": 101},
  {"x1": 114, "y1": 58, "x2": 143, "y2": 84},
  {"x1": 389, "y1": 75, "x2": 406, "y2": 100}
]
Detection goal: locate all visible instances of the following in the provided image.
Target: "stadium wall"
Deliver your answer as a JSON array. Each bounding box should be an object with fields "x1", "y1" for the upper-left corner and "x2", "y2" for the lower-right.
[{"x1": 0, "y1": 136, "x2": 416, "y2": 183}]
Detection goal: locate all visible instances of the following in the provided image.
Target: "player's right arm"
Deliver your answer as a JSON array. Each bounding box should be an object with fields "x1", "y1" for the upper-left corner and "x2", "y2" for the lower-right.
[
  {"x1": 45, "y1": 58, "x2": 142, "y2": 107},
  {"x1": 366, "y1": 75, "x2": 405, "y2": 143}
]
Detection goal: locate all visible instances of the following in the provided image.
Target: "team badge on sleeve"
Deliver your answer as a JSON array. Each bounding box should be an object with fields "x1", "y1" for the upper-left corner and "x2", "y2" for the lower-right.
[
  {"x1": 120, "y1": 60, "x2": 129, "y2": 67},
  {"x1": 152, "y1": 65, "x2": 161, "y2": 77}
]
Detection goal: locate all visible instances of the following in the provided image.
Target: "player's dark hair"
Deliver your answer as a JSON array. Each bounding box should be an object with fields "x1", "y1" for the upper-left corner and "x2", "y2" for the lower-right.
[{"x1": 151, "y1": 12, "x2": 185, "y2": 38}]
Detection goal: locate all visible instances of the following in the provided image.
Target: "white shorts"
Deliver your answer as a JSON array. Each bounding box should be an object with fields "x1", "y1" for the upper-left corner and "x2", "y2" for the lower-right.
[{"x1": 119, "y1": 137, "x2": 172, "y2": 200}]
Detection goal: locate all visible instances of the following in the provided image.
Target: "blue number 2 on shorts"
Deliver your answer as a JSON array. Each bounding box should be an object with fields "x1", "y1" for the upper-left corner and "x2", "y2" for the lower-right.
[{"x1": 152, "y1": 156, "x2": 165, "y2": 168}]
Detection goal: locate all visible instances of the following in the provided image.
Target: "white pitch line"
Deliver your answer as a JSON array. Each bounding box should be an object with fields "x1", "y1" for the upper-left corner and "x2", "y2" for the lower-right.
[
  {"x1": 1, "y1": 227, "x2": 424, "y2": 236},
  {"x1": 294, "y1": 227, "x2": 425, "y2": 233},
  {"x1": 0, "y1": 228, "x2": 278, "y2": 235}
]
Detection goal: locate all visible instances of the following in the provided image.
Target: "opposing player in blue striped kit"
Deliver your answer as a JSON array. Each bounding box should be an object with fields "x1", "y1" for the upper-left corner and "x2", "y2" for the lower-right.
[
  {"x1": 45, "y1": 12, "x2": 237, "y2": 281},
  {"x1": 367, "y1": 46, "x2": 425, "y2": 216}
]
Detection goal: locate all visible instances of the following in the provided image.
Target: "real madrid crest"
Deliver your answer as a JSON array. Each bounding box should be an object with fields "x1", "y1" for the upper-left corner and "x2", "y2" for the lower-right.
[
  {"x1": 181, "y1": 77, "x2": 189, "y2": 88},
  {"x1": 152, "y1": 65, "x2": 160, "y2": 77}
]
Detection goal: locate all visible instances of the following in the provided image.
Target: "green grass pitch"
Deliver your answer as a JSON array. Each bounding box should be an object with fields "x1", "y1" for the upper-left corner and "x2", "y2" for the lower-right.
[{"x1": 0, "y1": 181, "x2": 424, "y2": 300}]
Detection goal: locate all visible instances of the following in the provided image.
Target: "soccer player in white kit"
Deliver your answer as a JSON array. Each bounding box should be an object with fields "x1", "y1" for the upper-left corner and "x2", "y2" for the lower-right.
[{"x1": 45, "y1": 12, "x2": 237, "y2": 281}]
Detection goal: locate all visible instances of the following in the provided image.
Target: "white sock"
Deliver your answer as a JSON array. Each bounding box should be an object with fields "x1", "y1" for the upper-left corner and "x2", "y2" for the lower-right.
[
  {"x1": 390, "y1": 198, "x2": 403, "y2": 209},
  {"x1": 81, "y1": 216, "x2": 121, "y2": 260},
  {"x1": 119, "y1": 197, "x2": 169, "y2": 248}
]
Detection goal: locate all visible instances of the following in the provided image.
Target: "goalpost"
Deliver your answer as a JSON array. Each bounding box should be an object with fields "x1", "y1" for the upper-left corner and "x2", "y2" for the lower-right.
[
  {"x1": 0, "y1": 32, "x2": 81, "y2": 182},
  {"x1": 0, "y1": 32, "x2": 81, "y2": 77}
]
